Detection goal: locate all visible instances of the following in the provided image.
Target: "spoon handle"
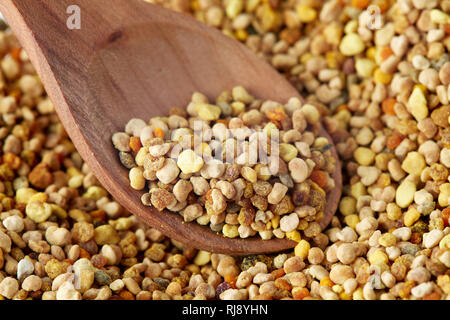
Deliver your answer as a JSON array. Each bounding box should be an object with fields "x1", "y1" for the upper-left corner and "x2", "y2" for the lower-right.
[
  {"x1": 0, "y1": 0, "x2": 161, "y2": 146},
  {"x1": 0, "y1": 0, "x2": 95, "y2": 153},
  {"x1": 0, "y1": 0, "x2": 90, "y2": 74}
]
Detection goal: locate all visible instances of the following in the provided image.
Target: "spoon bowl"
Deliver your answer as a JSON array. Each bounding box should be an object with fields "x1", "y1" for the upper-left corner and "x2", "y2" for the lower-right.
[{"x1": 0, "y1": 0, "x2": 341, "y2": 254}]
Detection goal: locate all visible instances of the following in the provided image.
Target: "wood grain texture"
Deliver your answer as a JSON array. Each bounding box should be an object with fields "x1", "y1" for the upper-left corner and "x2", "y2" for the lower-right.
[{"x1": 0, "y1": 0, "x2": 342, "y2": 254}]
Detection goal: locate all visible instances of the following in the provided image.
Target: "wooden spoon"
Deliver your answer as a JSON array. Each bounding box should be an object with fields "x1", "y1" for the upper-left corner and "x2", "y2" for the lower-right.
[{"x1": 0, "y1": 0, "x2": 342, "y2": 255}]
